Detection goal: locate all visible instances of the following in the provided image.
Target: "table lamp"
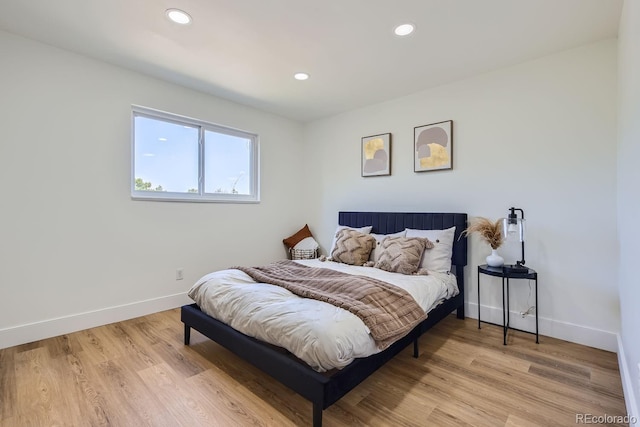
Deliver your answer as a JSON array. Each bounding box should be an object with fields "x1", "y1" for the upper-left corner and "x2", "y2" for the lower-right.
[{"x1": 502, "y1": 207, "x2": 527, "y2": 273}]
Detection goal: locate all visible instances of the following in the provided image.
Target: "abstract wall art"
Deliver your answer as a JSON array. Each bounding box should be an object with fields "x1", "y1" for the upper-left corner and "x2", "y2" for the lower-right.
[
  {"x1": 361, "y1": 133, "x2": 391, "y2": 177},
  {"x1": 414, "y1": 120, "x2": 453, "y2": 172}
]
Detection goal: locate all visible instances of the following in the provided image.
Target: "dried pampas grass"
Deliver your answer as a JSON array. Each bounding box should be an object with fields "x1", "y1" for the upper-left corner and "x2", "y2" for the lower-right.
[{"x1": 462, "y1": 217, "x2": 503, "y2": 250}]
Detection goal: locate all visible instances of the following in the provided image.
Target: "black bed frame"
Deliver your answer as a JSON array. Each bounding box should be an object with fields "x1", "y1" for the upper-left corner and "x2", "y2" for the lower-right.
[{"x1": 181, "y1": 212, "x2": 467, "y2": 426}]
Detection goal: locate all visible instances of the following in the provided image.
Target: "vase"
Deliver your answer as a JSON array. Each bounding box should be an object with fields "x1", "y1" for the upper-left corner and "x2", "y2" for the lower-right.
[{"x1": 486, "y1": 249, "x2": 504, "y2": 267}]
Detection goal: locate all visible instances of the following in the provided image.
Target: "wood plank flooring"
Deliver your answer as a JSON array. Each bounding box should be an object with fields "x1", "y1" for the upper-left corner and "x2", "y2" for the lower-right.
[{"x1": 0, "y1": 310, "x2": 627, "y2": 426}]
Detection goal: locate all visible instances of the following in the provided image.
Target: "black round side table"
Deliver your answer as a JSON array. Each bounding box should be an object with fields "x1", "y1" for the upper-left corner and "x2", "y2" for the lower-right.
[{"x1": 477, "y1": 264, "x2": 538, "y2": 345}]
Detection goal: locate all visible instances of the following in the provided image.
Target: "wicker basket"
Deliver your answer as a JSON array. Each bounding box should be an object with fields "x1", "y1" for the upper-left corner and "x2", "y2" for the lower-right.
[{"x1": 289, "y1": 248, "x2": 319, "y2": 260}]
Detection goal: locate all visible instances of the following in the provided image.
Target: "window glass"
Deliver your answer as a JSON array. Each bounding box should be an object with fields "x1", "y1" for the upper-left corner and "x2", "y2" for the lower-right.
[
  {"x1": 131, "y1": 107, "x2": 259, "y2": 202},
  {"x1": 204, "y1": 131, "x2": 252, "y2": 195},
  {"x1": 134, "y1": 116, "x2": 199, "y2": 193}
]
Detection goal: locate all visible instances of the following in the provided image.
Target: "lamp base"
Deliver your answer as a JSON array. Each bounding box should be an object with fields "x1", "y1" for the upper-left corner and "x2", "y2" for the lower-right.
[{"x1": 503, "y1": 264, "x2": 529, "y2": 274}]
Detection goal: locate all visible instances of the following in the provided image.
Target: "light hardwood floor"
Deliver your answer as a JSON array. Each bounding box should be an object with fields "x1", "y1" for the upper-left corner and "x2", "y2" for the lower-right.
[{"x1": 0, "y1": 309, "x2": 627, "y2": 426}]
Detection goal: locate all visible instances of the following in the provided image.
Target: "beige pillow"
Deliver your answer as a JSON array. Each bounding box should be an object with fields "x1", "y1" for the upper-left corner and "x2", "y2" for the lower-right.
[
  {"x1": 374, "y1": 237, "x2": 434, "y2": 275},
  {"x1": 329, "y1": 225, "x2": 373, "y2": 255},
  {"x1": 331, "y1": 229, "x2": 376, "y2": 266},
  {"x1": 369, "y1": 230, "x2": 407, "y2": 262}
]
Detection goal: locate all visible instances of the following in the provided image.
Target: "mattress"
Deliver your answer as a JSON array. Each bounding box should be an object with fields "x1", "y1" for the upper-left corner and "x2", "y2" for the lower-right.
[{"x1": 187, "y1": 259, "x2": 458, "y2": 372}]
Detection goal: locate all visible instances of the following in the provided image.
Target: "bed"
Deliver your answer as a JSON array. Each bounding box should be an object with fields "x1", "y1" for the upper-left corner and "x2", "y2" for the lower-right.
[{"x1": 181, "y1": 211, "x2": 467, "y2": 426}]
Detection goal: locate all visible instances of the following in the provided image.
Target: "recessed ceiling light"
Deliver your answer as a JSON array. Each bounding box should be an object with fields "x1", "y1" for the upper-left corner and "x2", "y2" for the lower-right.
[
  {"x1": 166, "y1": 8, "x2": 192, "y2": 25},
  {"x1": 394, "y1": 23, "x2": 415, "y2": 36},
  {"x1": 294, "y1": 72, "x2": 310, "y2": 81}
]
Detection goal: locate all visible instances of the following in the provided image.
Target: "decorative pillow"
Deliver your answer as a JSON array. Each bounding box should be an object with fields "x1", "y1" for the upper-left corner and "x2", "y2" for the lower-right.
[
  {"x1": 369, "y1": 230, "x2": 407, "y2": 262},
  {"x1": 330, "y1": 229, "x2": 376, "y2": 266},
  {"x1": 405, "y1": 226, "x2": 456, "y2": 273},
  {"x1": 283, "y1": 224, "x2": 317, "y2": 249},
  {"x1": 329, "y1": 225, "x2": 373, "y2": 255},
  {"x1": 293, "y1": 236, "x2": 319, "y2": 250},
  {"x1": 374, "y1": 237, "x2": 433, "y2": 275}
]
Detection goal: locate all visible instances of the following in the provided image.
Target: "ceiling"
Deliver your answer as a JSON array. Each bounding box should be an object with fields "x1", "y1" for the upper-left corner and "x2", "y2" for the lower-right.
[{"x1": 0, "y1": 0, "x2": 622, "y2": 122}]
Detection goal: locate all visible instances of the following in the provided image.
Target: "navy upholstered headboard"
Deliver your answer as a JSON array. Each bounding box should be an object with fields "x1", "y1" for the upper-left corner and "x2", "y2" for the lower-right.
[{"x1": 338, "y1": 211, "x2": 468, "y2": 268}]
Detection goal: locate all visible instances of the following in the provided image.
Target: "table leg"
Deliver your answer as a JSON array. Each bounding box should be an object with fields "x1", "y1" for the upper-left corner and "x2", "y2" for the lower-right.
[
  {"x1": 477, "y1": 268, "x2": 481, "y2": 329},
  {"x1": 502, "y1": 276, "x2": 506, "y2": 345},
  {"x1": 535, "y1": 276, "x2": 539, "y2": 344},
  {"x1": 506, "y1": 278, "x2": 510, "y2": 330}
]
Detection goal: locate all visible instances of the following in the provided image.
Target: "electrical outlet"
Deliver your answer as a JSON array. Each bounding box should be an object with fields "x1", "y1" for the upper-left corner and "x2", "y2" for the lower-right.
[{"x1": 176, "y1": 268, "x2": 184, "y2": 280}]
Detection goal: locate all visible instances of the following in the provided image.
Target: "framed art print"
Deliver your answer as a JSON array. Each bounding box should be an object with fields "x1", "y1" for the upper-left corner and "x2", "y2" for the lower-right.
[
  {"x1": 414, "y1": 120, "x2": 453, "y2": 172},
  {"x1": 362, "y1": 133, "x2": 391, "y2": 177}
]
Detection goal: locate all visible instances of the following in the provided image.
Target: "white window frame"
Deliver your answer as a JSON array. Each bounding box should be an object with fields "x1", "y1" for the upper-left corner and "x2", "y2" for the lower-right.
[{"x1": 131, "y1": 106, "x2": 260, "y2": 203}]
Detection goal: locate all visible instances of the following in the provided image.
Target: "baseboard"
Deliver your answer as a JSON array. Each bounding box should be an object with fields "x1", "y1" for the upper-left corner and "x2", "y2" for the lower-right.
[
  {"x1": 465, "y1": 302, "x2": 618, "y2": 352},
  {"x1": 617, "y1": 334, "x2": 640, "y2": 421},
  {"x1": 0, "y1": 293, "x2": 192, "y2": 350},
  {"x1": 0, "y1": 296, "x2": 621, "y2": 355}
]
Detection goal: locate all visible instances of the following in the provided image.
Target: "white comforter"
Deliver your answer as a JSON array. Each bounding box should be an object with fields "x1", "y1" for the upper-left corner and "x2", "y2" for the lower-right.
[{"x1": 187, "y1": 259, "x2": 458, "y2": 372}]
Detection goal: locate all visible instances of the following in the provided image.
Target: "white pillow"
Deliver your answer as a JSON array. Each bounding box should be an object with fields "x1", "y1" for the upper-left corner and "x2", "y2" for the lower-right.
[
  {"x1": 369, "y1": 230, "x2": 407, "y2": 262},
  {"x1": 294, "y1": 236, "x2": 319, "y2": 250},
  {"x1": 329, "y1": 225, "x2": 373, "y2": 255},
  {"x1": 405, "y1": 226, "x2": 456, "y2": 273}
]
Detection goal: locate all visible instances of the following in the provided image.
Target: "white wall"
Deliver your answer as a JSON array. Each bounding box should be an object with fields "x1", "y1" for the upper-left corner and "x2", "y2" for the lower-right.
[
  {"x1": 304, "y1": 39, "x2": 620, "y2": 351},
  {"x1": 617, "y1": 0, "x2": 640, "y2": 418},
  {"x1": 0, "y1": 30, "x2": 305, "y2": 348}
]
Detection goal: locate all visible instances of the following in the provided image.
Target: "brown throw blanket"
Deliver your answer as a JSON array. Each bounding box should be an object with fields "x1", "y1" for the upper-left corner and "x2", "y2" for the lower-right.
[{"x1": 233, "y1": 260, "x2": 427, "y2": 350}]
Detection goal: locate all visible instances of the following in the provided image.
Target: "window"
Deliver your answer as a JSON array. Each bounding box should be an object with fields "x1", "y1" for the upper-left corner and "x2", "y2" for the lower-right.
[{"x1": 131, "y1": 106, "x2": 259, "y2": 202}]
